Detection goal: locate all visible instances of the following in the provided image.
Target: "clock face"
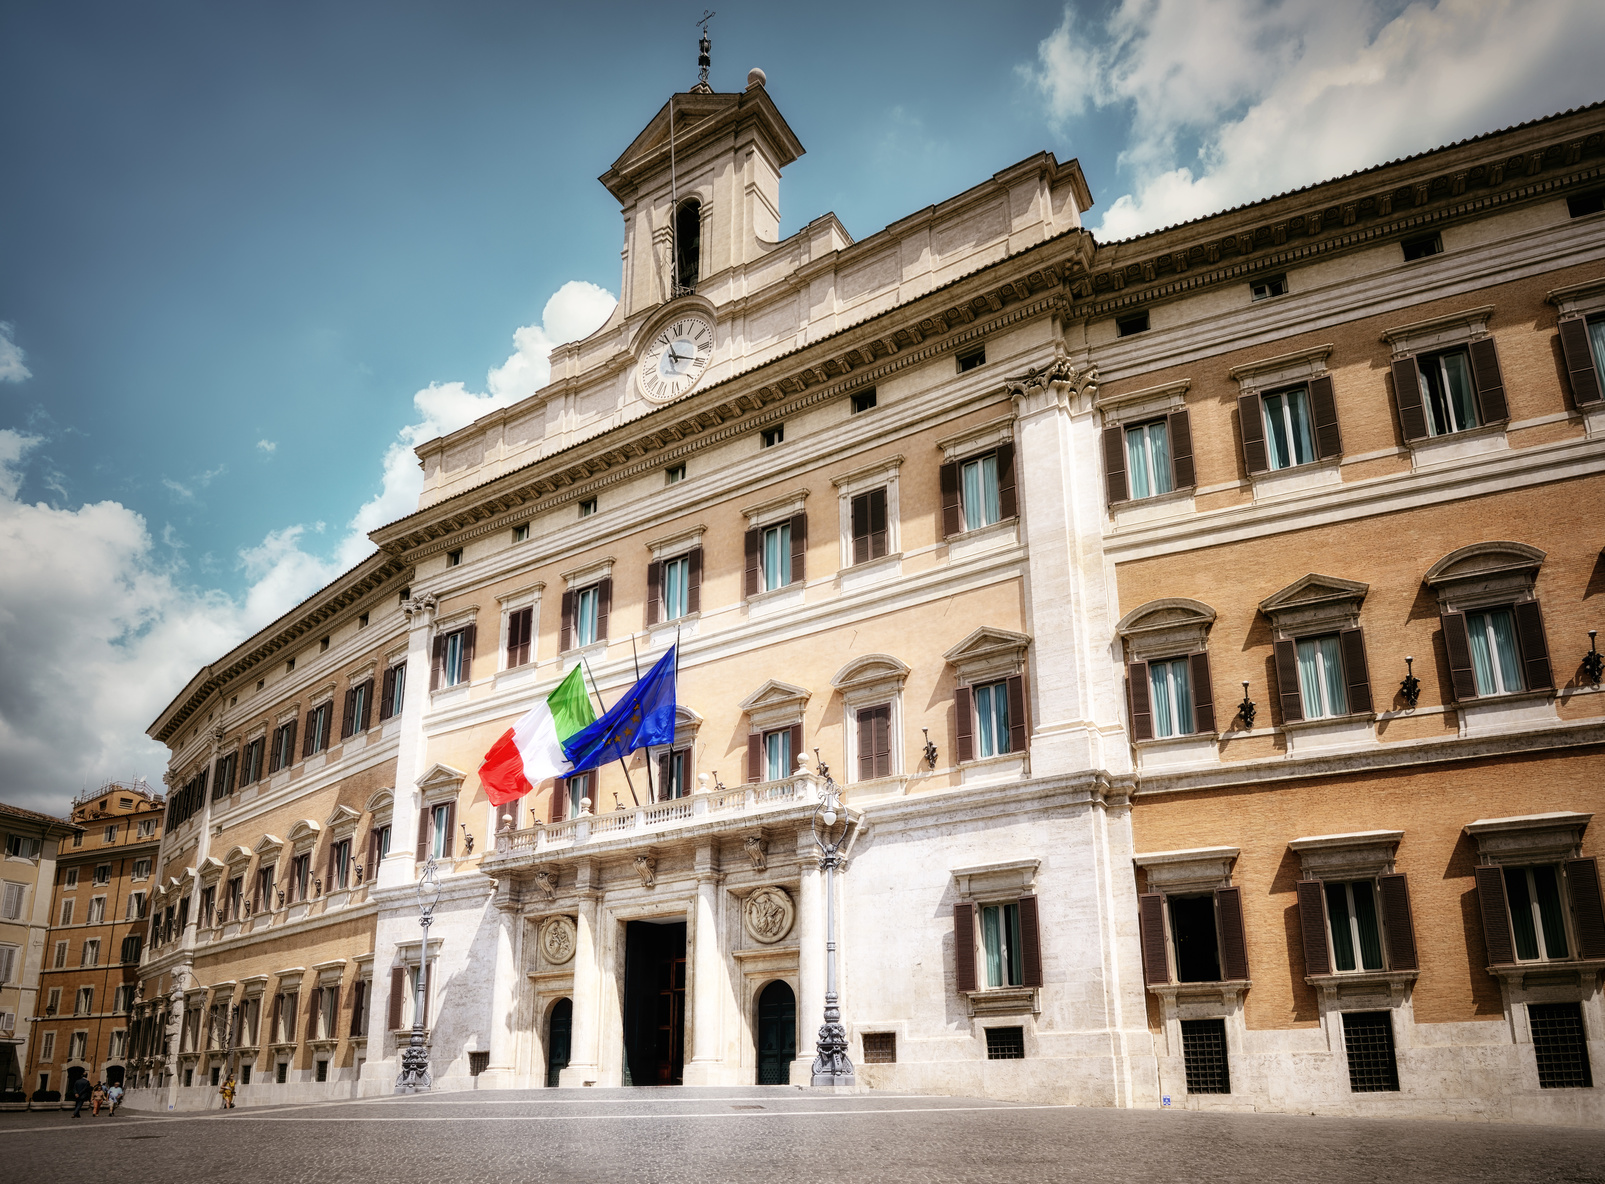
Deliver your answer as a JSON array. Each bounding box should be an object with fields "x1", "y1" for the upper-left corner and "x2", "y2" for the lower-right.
[{"x1": 637, "y1": 315, "x2": 713, "y2": 404}]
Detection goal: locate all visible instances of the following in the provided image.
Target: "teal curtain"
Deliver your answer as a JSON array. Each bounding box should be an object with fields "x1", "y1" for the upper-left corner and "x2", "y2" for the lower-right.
[
  {"x1": 1125, "y1": 421, "x2": 1171, "y2": 498},
  {"x1": 763, "y1": 523, "x2": 791, "y2": 591},
  {"x1": 664, "y1": 557, "x2": 687, "y2": 619},
  {"x1": 1263, "y1": 390, "x2": 1314, "y2": 469},
  {"x1": 764, "y1": 729, "x2": 790, "y2": 781},
  {"x1": 1442, "y1": 350, "x2": 1477, "y2": 431},
  {"x1": 576, "y1": 588, "x2": 597, "y2": 646},
  {"x1": 1589, "y1": 318, "x2": 1605, "y2": 386},
  {"x1": 1325, "y1": 882, "x2": 1356, "y2": 971},
  {"x1": 1296, "y1": 635, "x2": 1346, "y2": 718},
  {"x1": 1467, "y1": 609, "x2": 1522, "y2": 694},
  {"x1": 1504, "y1": 867, "x2": 1540, "y2": 960},
  {"x1": 1148, "y1": 658, "x2": 1192, "y2": 738},
  {"x1": 982, "y1": 905, "x2": 1004, "y2": 987},
  {"x1": 1351, "y1": 881, "x2": 1384, "y2": 970},
  {"x1": 962, "y1": 455, "x2": 1000, "y2": 530}
]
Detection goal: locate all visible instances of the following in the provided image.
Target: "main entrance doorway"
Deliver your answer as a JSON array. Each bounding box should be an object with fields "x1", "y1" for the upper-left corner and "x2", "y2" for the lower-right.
[
  {"x1": 545, "y1": 998, "x2": 571, "y2": 1088},
  {"x1": 756, "y1": 980, "x2": 796, "y2": 1084},
  {"x1": 623, "y1": 919, "x2": 686, "y2": 1085}
]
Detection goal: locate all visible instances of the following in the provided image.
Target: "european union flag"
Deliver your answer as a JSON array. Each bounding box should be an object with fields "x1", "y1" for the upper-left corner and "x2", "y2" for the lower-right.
[{"x1": 561, "y1": 646, "x2": 677, "y2": 774}]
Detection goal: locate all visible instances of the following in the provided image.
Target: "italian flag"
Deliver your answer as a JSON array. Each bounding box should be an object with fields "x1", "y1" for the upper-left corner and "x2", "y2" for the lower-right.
[{"x1": 478, "y1": 666, "x2": 595, "y2": 807}]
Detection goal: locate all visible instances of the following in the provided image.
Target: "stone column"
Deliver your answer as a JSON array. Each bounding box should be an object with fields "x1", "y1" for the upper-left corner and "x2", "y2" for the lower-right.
[
  {"x1": 559, "y1": 860, "x2": 603, "y2": 1086},
  {"x1": 683, "y1": 842, "x2": 727, "y2": 1084},
  {"x1": 480, "y1": 901, "x2": 520, "y2": 1087},
  {"x1": 379, "y1": 593, "x2": 438, "y2": 894},
  {"x1": 791, "y1": 827, "x2": 823, "y2": 1084}
]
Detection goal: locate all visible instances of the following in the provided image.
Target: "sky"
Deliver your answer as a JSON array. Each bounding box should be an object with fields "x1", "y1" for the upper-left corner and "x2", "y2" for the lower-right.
[{"x1": 3, "y1": 0, "x2": 1603, "y2": 818}]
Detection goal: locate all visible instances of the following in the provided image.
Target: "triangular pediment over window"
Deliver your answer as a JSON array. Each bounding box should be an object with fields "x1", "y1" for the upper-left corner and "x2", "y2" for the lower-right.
[
  {"x1": 1258, "y1": 574, "x2": 1368, "y2": 637},
  {"x1": 416, "y1": 763, "x2": 467, "y2": 796},
  {"x1": 738, "y1": 680, "x2": 811, "y2": 732},
  {"x1": 943, "y1": 627, "x2": 1031, "y2": 684},
  {"x1": 253, "y1": 834, "x2": 283, "y2": 855}
]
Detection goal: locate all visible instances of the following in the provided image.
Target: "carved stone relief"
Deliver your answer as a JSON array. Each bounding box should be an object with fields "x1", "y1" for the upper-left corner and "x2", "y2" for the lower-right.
[
  {"x1": 742, "y1": 885, "x2": 795, "y2": 945},
  {"x1": 539, "y1": 915, "x2": 576, "y2": 965}
]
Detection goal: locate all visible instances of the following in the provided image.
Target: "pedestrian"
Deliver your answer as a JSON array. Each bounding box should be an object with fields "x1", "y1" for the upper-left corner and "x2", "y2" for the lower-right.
[
  {"x1": 90, "y1": 1081, "x2": 107, "y2": 1116},
  {"x1": 219, "y1": 1075, "x2": 236, "y2": 1110},
  {"x1": 69, "y1": 1075, "x2": 92, "y2": 1119},
  {"x1": 107, "y1": 1082, "x2": 124, "y2": 1116}
]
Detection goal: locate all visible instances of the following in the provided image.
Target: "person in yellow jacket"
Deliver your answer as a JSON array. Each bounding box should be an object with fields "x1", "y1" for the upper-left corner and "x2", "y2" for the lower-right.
[{"x1": 219, "y1": 1075, "x2": 236, "y2": 1109}]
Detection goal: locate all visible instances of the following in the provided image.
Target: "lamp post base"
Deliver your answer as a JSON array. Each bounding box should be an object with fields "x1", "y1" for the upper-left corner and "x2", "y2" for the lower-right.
[
  {"x1": 810, "y1": 1018, "x2": 856, "y2": 1088},
  {"x1": 395, "y1": 1039, "x2": 432, "y2": 1093}
]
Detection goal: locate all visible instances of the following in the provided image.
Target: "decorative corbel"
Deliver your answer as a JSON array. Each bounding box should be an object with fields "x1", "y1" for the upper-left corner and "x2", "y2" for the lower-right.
[
  {"x1": 744, "y1": 834, "x2": 769, "y2": 872},
  {"x1": 634, "y1": 854, "x2": 657, "y2": 889}
]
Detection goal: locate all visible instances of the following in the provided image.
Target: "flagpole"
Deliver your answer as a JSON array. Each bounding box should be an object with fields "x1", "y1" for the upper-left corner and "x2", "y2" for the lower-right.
[
  {"x1": 630, "y1": 633, "x2": 657, "y2": 804},
  {"x1": 582, "y1": 658, "x2": 641, "y2": 808}
]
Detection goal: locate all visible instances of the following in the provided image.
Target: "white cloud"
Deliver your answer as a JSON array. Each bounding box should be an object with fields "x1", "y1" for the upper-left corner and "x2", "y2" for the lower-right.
[
  {"x1": 256, "y1": 439, "x2": 276, "y2": 454},
  {"x1": 0, "y1": 322, "x2": 32, "y2": 383},
  {"x1": 1025, "y1": 0, "x2": 1605, "y2": 239}
]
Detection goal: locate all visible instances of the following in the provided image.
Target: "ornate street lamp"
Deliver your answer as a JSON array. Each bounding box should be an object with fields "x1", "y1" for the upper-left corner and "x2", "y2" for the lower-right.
[
  {"x1": 809, "y1": 762, "x2": 855, "y2": 1087},
  {"x1": 395, "y1": 857, "x2": 442, "y2": 1092}
]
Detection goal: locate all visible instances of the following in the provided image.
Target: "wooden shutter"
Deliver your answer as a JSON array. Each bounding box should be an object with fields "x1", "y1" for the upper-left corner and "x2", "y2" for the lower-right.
[
  {"x1": 1392, "y1": 356, "x2": 1429, "y2": 441},
  {"x1": 1005, "y1": 674, "x2": 1027, "y2": 755},
  {"x1": 358, "y1": 680, "x2": 373, "y2": 731},
  {"x1": 1339, "y1": 627, "x2": 1374, "y2": 714},
  {"x1": 996, "y1": 443, "x2": 1018, "y2": 521},
  {"x1": 1137, "y1": 892, "x2": 1169, "y2": 985},
  {"x1": 646, "y1": 560, "x2": 662, "y2": 626},
  {"x1": 308, "y1": 987, "x2": 323, "y2": 1037},
  {"x1": 342, "y1": 687, "x2": 356, "y2": 739},
  {"x1": 1565, "y1": 858, "x2": 1605, "y2": 959},
  {"x1": 1237, "y1": 392, "x2": 1268, "y2": 474},
  {"x1": 1296, "y1": 880, "x2": 1331, "y2": 975},
  {"x1": 1467, "y1": 336, "x2": 1508, "y2": 423},
  {"x1": 380, "y1": 665, "x2": 397, "y2": 720},
  {"x1": 302, "y1": 710, "x2": 317, "y2": 757},
  {"x1": 851, "y1": 492, "x2": 871, "y2": 566},
  {"x1": 595, "y1": 580, "x2": 611, "y2": 643},
  {"x1": 939, "y1": 461, "x2": 963, "y2": 537},
  {"x1": 508, "y1": 608, "x2": 532, "y2": 667},
  {"x1": 1101, "y1": 424, "x2": 1129, "y2": 504},
  {"x1": 1273, "y1": 638, "x2": 1304, "y2": 723},
  {"x1": 1126, "y1": 661, "x2": 1153, "y2": 741},
  {"x1": 349, "y1": 980, "x2": 366, "y2": 1037},
  {"x1": 743, "y1": 527, "x2": 761, "y2": 597},
  {"x1": 1189, "y1": 651, "x2": 1216, "y2": 734},
  {"x1": 461, "y1": 624, "x2": 477, "y2": 674},
  {"x1": 442, "y1": 801, "x2": 456, "y2": 858},
  {"x1": 1215, "y1": 885, "x2": 1249, "y2": 981},
  {"x1": 1512, "y1": 600, "x2": 1554, "y2": 690},
  {"x1": 415, "y1": 807, "x2": 429, "y2": 862},
  {"x1": 868, "y1": 487, "x2": 888, "y2": 561},
  {"x1": 1558, "y1": 317, "x2": 1605, "y2": 405},
  {"x1": 1167, "y1": 408, "x2": 1196, "y2": 489},
  {"x1": 1308, "y1": 375, "x2": 1342, "y2": 459},
  {"x1": 271, "y1": 992, "x2": 283, "y2": 1040},
  {"x1": 387, "y1": 967, "x2": 404, "y2": 1031},
  {"x1": 953, "y1": 902, "x2": 977, "y2": 993},
  {"x1": 1473, "y1": 865, "x2": 1516, "y2": 966},
  {"x1": 788, "y1": 723, "x2": 803, "y2": 776},
  {"x1": 1440, "y1": 611, "x2": 1479, "y2": 701},
  {"x1": 954, "y1": 685, "x2": 974, "y2": 763},
  {"x1": 687, "y1": 547, "x2": 702, "y2": 614},
  {"x1": 1018, "y1": 894, "x2": 1043, "y2": 988},
  {"x1": 788, "y1": 513, "x2": 806, "y2": 585},
  {"x1": 430, "y1": 634, "x2": 445, "y2": 691},
  {"x1": 559, "y1": 589, "x2": 575, "y2": 652},
  {"x1": 1378, "y1": 873, "x2": 1419, "y2": 971},
  {"x1": 857, "y1": 706, "x2": 891, "y2": 781},
  {"x1": 550, "y1": 784, "x2": 564, "y2": 824},
  {"x1": 747, "y1": 733, "x2": 762, "y2": 784}
]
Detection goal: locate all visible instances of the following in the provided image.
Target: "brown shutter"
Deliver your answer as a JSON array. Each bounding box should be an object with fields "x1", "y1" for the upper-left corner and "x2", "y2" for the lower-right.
[
  {"x1": 1308, "y1": 375, "x2": 1342, "y2": 459},
  {"x1": 857, "y1": 709, "x2": 875, "y2": 782},
  {"x1": 954, "y1": 685, "x2": 974, "y2": 763},
  {"x1": 1558, "y1": 317, "x2": 1605, "y2": 405},
  {"x1": 387, "y1": 967, "x2": 404, "y2": 1031},
  {"x1": 560, "y1": 589, "x2": 575, "y2": 652},
  {"x1": 430, "y1": 634, "x2": 445, "y2": 690},
  {"x1": 747, "y1": 733, "x2": 762, "y2": 784},
  {"x1": 1378, "y1": 873, "x2": 1419, "y2": 971},
  {"x1": 1138, "y1": 892, "x2": 1169, "y2": 985},
  {"x1": 1005, "y1": 674, "x2": 1027, "y2": 755},
  {"x1": 595, "y1": 579, "x2": 611, "y2": 643},
  {"x1": 1017, "y1": 894, "x2": 1043, "y2": 988},
  {"x1": 1189, "y1": 651, "x2": 1216, "y2": 734},
  {"x1": 1296, "y1": 880, "x2": 1332, "y2": 976},
  {"x1": 687, "y1": 547, "x2": 702, "y2": 614},
  {"x1": 851, "y1": 493, "x2": 870, "y2": 566},
  {"x1": 416, "y1": 807, "x2": 429, "y2": 863},
  {"x1": 461, "y1": 623, "x2": 477, "y2": 674},
  {"x1": 1102, "y1": 424, "x2": 1129, "y2": 504},
  {"x1": 953, "y1": 902, "x2": 977, "y2": 993},
  {"x1": 995, "y1": 443, "x2": 1018, "y2": 521},
  {"x1": 939, "y1": 461, "x2": 963, "y2": 537},
  {"x1": 380, "y1": 665, "x2": 396, "y2": 720},
  {"x1": 550, "y1": 784, "x2": 564, "y2": 824},
  {"x1": 743, "y1": 527, "x2": 760, "y2": 597},
  {"x1": 1126, "y1": 661, "x2": 1153, "y2": 741},
  {"x1": 1565, "y1": 858, "x2": 1605, "y2": 959},
  {"x1": 1338, "y1": 627, "x2": 1374, "y2": 714},
  {"x1": 358, "y1": 679, "x2": 373, "y2": 731},
  {"x1": 1440, "y1": 611, "x2": 1479, "y2": 701},
  {"x1": 1392, "y1": 356, "x2": 1429, "y2": 441},
  {"x1": 308, "y1": 987, "x2": 322, "y2": 1036},
  {"x1": 442, "y1": 801, "x2": 456, "y2": 858},
  {"x1": 302, "y1": 710, "x2": 317, "y2": 757},
  {"x1": 646, "y1": 560, "x2": 662, "y2": 627},
  {"x1": 349, "y1": 980, "x2": 366, "y2": 1037},
  {"x1": 788, "y1": 723, "x2": 803, "y2": 775},
  {"x1": 1237, "y1": 392, "x2": 1268, "y2": 474},
  {"x1": 871, "y1": 487, "x2": 888, "y2": 560},
  {"x1": 788, "y1": 513, "x2": 806, "y2": 585},
  {"x1": 341, "y1": 687, "x2": 355, "y2": 739},
  {"x1": 271, "y1": 992, "x2": 283, "y2": 1040},
  {"x1": 1511, "y1": 600, "x2": 1554, "y2": 691},
  {"x1": 1473, "y1": 865, "x2": 1516, "y2": 966},
  {"x1": 1215, "y1": 885, "x2": 1249, "y2": 981},
  {"x1": 875, "y1": 706, "x2": 891, "y2": 779},
  {"x1": 1467, "y1": 336, "x2": 1508, "y2": 423},
  {"x1": 1166, "y1": 408, "x2": 1195, "y2": 489},
  {"x1": 1273, "y1": 638, "x2": 1304, "y2": 723}
]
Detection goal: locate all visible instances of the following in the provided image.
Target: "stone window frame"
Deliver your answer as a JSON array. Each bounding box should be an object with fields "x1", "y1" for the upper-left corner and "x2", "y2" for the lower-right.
[
  {"x1": 285, "y1": 819, "x2": 323, "y2": 902},
  {"x1": 1258, "y1": 574, "x2": 1378, "y2": 740},
  {"x1": 1424, "y1": 542, "x2": 1556, "y2": 720},
  {"x1": 309, "y1": 958, "x2": 347, "y2": 1046},
  {"x1": 323, "y1": 805, "x2": 361, "y2": 892},
  {"x1": 495, "y1": 582, "x2": 544, "y2": 673},
  {"x1": 648, "y1": 705, "x2": 702, "y2": 801},
  {"x1": 235, "y1": 974, "x2": 270, "y2": 1050},
  {"x1": 252, "y1": 833, "x2": 284, "y2": 911},
  {"x1": 943, "y1": 627, "x2": 1031, "y2": 770},
  {"x1": 432, "y1": 605, "x2": 481, "y2": 690},
  {"x1": 741, "y1": 489, "x2": 809, "y2": 604},
  {"x1": 952, "y1": 858, "x2": 1042, "y2": 1016},
  {"x1": 219, "y1": 845, "x2": 252, "y2": 921},
  {"x1": 1546, "y1": 277, "x2": 1605, "y2": 427},
  {"x1": 831, "y1": 654, "x2": 911, "y2": 784},
  {"x1": 831, "y1": 456, "x2": 904, "y2": 572},
  {"x1": 936, "y1": 417, "x2": 1018, "y2": 543},
  {"x1": 392, "y1": 937, "x2": 442, "y2": 1035},
  {"x1": 1116, "y1": 598, "x2": 1220, "y2": 751},
  {"x1": 364, "y1": 788, "x2": 395, "y2": 881},
  {"x1": 1228, "y1": 344, "x2": 1341, "y2": 484},
  {"x1": 645, "y1": 526, "x2": 706, "y2": 631},
  {"x1": 1381, "y1": 305, "x2": 1509, "y2": 456},
  {"x1": 417, "y1": 763, "x2": 467, "y2": 864},
  {"x1": 737, "y1": 679, "x2": 811, "y2": 783},
  {"x1": 1096, "y1": 380, "x2": 1195, "y2": 509}
]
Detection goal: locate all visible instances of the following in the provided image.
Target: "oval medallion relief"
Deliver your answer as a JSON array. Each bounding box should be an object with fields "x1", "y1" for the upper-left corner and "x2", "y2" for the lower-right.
[
  {"x1": 742, "y1": 886, "x2": 795, "y2": 945},
  {"x1": 540, "y1": 915, "x2": 577, "y2": 965}
]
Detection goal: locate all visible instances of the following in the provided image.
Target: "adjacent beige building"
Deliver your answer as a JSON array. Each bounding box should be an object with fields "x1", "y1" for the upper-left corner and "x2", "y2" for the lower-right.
[{"x1": 1, "y1": 801, "x2": 80, "y2": 1097}]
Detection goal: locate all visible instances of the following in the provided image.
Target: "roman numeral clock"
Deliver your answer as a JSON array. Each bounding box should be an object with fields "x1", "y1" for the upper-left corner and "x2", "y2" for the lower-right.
[{"x1": 636, "y1": 314, "x2": 714, "y2": 404}]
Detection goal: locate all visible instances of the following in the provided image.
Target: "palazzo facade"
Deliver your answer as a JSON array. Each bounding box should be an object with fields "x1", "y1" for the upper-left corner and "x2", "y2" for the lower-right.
[{"x1": 130, "y1": 72, "x2": 1605, "y2": 1122}]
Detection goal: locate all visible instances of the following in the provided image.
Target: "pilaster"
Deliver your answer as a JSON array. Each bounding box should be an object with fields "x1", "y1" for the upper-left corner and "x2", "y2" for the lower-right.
[
  {"x1": 683, "y1": 842, "x2": 728, "y2": 1084},
  {"x1": 558, "y1": 859, "x2": 603, "y2": 1086}
]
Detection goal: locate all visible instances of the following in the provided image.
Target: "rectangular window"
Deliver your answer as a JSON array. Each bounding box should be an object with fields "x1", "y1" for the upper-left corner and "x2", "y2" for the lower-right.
[
  {"x1": 657, "y1": 749, "x2": 689, "y2": 800},
  {"x1": 973, "y1": 680, "x2": 1011, "y2": 758},
  {"x1": 64, "y1": 867, "x2": 77, "y2": 888},
  {"x1": 762, "y1": 522, "x2": 792, "y2": 592},
  {"x1": 855, "y1": 704, "x2": 892, "y2": 781},
  {"x1": 69, "y1": 1031, "x2": 87, "y2": 1060},
  {"x1": 200, "y1": 884, "x2": 217, "y2": 923},
  {"x1": 574, "y1": 587, "x2": 600, "y2": 647},
  {"x1": 1416, "y1": 348, "x2": 1479, "y2": 436},
  {"x1": 504, "y1": 605, "x2": 534, "y2": 668},
  {"x1": 1169, "y1": 895, "x2": 1221, "y2": 983},
  {"x1": 664, "y1": 463, "x2": 686, "y2": 484},
  {"x1": 1295, "y1": 634, "x2": 1348, "y2": 719},
  {"x1": 75, "y1": 987, "x2": 93, "y2": 1015},
  {"x1": 103, "y1": 825, "x2": 117, "y2": 842},
  {"x1": 226, "y1": 876, "x2": 242, "y2": 920},
  {"x1": 1116, "y1": 311, "x2": 1149, "y2": 336},
  {"x1": 662, "y1": 555, "x2": 690, "y2": 621},
  {"x1": 1250, "y1": 275, "x2": 1286, "y2": 301},
  {"x1": 53, "y1": 941, "x2": 67, "y2": 969},
  {"x1": 981, "y1": 902, "x2": 1023, "y2": 988},
  {"x1": 0, "y1": 881, "x2": 22, "y2": 920},
  {"x1": 372, "y1": 825, "x2": 392, "y2": 866},
  {"x1": 1466, "y1": 607, "x2": 1524, "y2": 695},
  {"x1": 291, "y1": 853, "x2": 311, "y2": 902},
  {"x1": 306, "y1": 702, "x2": 333, "y2": 754},
  {"x1": 1588, "y1": 317, "x2": 1605, "y2": 390},
  {"x1": 240, "y1": 738, "x2": 265, "y2": 786},
  {"x1": 1401, "y1": 233, "x2": 1442, "y2": 261},
  {"x1": 39, "y1": 1031, "x2": 54, "y2": 1062},
  {"x1": 1124, "y1": 420, "x2": 1172, "y2": 499},
  {"x1": 565, "y1": 773, "x2": 590, "y2": 820},
  {"x1": 0, "y1": 945, "x2": 14, "y2": 984},
  {"x1": 347, "y1": 681, "x2": 370, "y2": 736},
  {"x1": 109, "y1": 1028, "x2": 127, "y2": 1058},
  {"x1": 120, "y1": 934, "x2": 142, "y2": 964},
  {"x1": 1505, "y1": 865, "x2": 1569, "y2": 961},
  {"x1": 382, "y1": 663, "x2": 407, "y2": 720},
  {"x1": 431, "y1": 805, "x2": 452, "y2": 860},
  {"x1": 957, "y1": 346, "x2": 985, "y2": 372},
  {"x1": 1181, "y1": 1018, "x2": 1231, "y2": 1094},
  {"x1": 1261, "y1": 386, "x2": 1316, "y2": 469},
  {"x1": 330, "y1": 838, "x2": 351, "y2": 889},
  {"x1": 88, "y1": 895, "x2": 105, "y2": 923},
  {"x1": 94, "y1": 864, "x2": 110, "y2": 886},
  {"x1": 512, "y1": 523, "x2": 529, "y2": 542},
  {"x1": 126, "y1": 891, "x2": 145, "y2": 921},
  {"x1": 270, "y1": 721, "x2": 297, "y2": 773},
  {"x1": 960, "y1": 453, "x2": 1001, "y2": 531},
  {"x1": 760, "y1": 425, "x2": 784, "y2": 448},
  {"x1": 763, "y1": 729, "x2": 792, "y2": 782},
  {"x1": 1530, "y1": 1002, "x2": 1594, "y2": 1088},
  {"x1": 133, "y1": 859, "x2": 150, "y2": 881},
  {"x1": 276, "y1": 1063, "x2": 287, "y2": 1084},
  {"x1": 446, "y1": 548, "x2": 463, "y2": 566},
  {"x1": 1568, "y1": 190, "x2": 1605, "y2": 219},
  {"x1": 578, "y1": 498, "x2": 597, "y2": 518},
  {"x1": 851, "y1": 390, "x2": 877, "y2": 414},
  {"x1": 315, "y1": 1058, "x2": 328, "y2": 1082},
  {"x1": 861, "y1": 1032, "x2": 896, "y2": 1063},
  {"x1": 1147, "y1": 658, "x2": 1193, "y2": 739},
  {"x1": 1343, "y1": 1011, "x2": 1401, "y2": 1092},
  {"x1": 138, "y1": 819, "x2": 155, "y2": 837},
  {"x1": 46, "y1": 988, "x2": 60, "y2": 1013},
  {"x1": 984, "y1": 1026, "x2": 1025, "y2": 1060},
  {"x1": 5, "y1": 834, "x2": 42, "y2": 859},
  {"x1": 443, "y1": 629, "x2": 471, "y2": 686},
  {"x1": 1324, "y1": 881, "x2": 1384, "y2": 972},
  {"x1": 849, "y1": 487, "x2": 889, "y2": 565},
  {"x1": 212, "y1": 752, "x2": 237, "y2": 799},
  {"x1": 256, "y1": 864, "x2": 276, "y2": 912},
  {"x1": 59, "y1": 899, "x2": 74, "y2": 926}
]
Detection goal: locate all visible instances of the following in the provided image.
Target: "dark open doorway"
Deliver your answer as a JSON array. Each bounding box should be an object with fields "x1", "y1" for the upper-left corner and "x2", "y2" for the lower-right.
[
  {"x1": 623, "y1": 919, "x2": 686, "y2": 1086},
  {"x1": 756, "y1": 980, "x2": 796, "y2": 1084},
  {"x1": 545, "y1": 997, "x2": 572, "y2": 1088}
]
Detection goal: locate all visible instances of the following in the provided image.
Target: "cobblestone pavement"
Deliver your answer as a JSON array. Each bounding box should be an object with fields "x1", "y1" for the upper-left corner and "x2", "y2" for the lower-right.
[{"x1": 4, "y1": 1087, "x2": 1603, "y2": 1184}]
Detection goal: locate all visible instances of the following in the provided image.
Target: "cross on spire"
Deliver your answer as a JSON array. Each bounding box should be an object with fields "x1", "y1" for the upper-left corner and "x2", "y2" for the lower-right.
[{"x1": 696, "y1": 10, "x2": 715, "y2": 88}]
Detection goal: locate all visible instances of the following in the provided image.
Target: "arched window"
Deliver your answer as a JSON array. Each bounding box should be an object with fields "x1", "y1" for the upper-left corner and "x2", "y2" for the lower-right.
[{"x1": 675, "y1": 199, "x2": 701, "y2": 293}]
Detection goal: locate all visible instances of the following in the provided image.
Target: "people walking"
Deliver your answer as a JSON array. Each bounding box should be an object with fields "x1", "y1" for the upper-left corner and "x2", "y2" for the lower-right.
[
  {"x1": 90, "y1": 1081, "x2": 107, "y2": 1116},
  {"x1": 69, "y1": 1075, "x2": 91, "y2": 1118},
  {"x1": 219, "y1": 1075, "x2": 236, "y2": 1110},
  {"x1": 107, "y1": 1082, "x2": 124, "y2": 1115}
]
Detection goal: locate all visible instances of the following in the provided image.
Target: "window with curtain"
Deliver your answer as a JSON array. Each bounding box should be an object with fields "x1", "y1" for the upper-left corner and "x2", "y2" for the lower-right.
[
  {"x1": 1505, "y1": 865, "x2": 1569, "y2": 961},
  {"x1": 1296, "y1": 635, "x2": 1348, "y2": 718},
  {"x1": 1589, "y1": 317, "x2": 1605, "y2": 386},
  {"x1": 662, "y1": 554, "x2": 690, "y2": 620},
  {"x1": 443, "y1": 629, "x2": 469, "y2": 684},
  {"x1": 1417, "y1": 348, "x2": 1479, "y2": 436},
  {"x1": 761, "y1": 523, "x2": 791, "y2": 592},
  {"x1": 430, "y1": 805, "x2": 451, "y2": 858},
  {"x1": 657, "y1": 748, "x2": 689, "y2": 799},
  {"x1": 1324, "y1": 881, "x2": 1384, "y2": 972},
  {"x1": 981, "y1": 902, "x2": 1023, "y2": 988},
  {"x1": 565, "y1": 773, "x2": 590, "y2": 820},
  {"x1": 1147, "y1": 658, "x2": 1193, "y2": 738},
  {"x1": 763, "y1": 729, "x2": 792, "y2": 781},
  {"x1": 973, "y1": 681, "x2": 1012, "y2": 757},
  {"x1": 1466, "y1": 607, "x2": 1524, "y2": 695},
  {"x1": 1124, "y1": 420, "x2": 1172, "y2": 498},
  {"x1": 1262, "y1": 387, "x2": 1316, "y2": 469},
  {"x1": 961, "y1": 453, "x2": 1002, "y2": 530}
]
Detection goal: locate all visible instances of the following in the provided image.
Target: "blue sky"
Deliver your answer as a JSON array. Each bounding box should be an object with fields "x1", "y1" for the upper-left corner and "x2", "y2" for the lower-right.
[{"x1": 3, "y1": 0, "x2": 1602, "y2": 815}]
